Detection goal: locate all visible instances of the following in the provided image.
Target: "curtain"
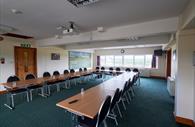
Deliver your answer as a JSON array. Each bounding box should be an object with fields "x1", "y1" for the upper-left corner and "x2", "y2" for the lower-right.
[
  {"x1": 152, "y1": 55, "x2": 156, "y2": 68},
  {"x1": 97, "y1": 56, "x2": 100, "y2": 66}
]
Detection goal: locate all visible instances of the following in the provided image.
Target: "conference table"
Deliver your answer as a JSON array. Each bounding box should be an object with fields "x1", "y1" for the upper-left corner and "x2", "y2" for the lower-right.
[
  {"x1": 0, "y1": 70, "x2": 95, "y2": 109},
  {"x1": 56, "y1": 71, "x2": 137, "y2": 125}
]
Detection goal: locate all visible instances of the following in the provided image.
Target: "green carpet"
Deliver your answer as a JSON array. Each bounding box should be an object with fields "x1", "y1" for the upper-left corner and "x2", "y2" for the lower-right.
[{"x1": 0, "y1": 77, "x2": 189, "y2": 127}]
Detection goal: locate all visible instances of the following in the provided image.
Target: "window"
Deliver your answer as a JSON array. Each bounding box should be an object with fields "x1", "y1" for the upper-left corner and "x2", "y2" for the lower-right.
[
  {"x1": 134, "y1": 55, "x2": 145, "y2": 68},
  {"x1": 98, "y1": 54, "x2": 157, "y2": 69},
  {"x1": 124, "y1": 55, "x2": 133, "y2": 67},
  {"x1": 145, "y1": 55, "x2": 153, "y2": 68},
  {"x1": 106, "y1": 56, "x2": 114, "y2": 66},
  {"x1": 114, "y1": 56, "x2": 123, "y2": 66},
  {"x1": 100, "y1": 56, "x2": 106, "y2": 66}
]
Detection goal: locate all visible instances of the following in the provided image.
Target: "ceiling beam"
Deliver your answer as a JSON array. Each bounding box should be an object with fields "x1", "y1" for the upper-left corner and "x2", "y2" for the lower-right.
[{"x1": 37, "y1": 17, "x2": 178, "y2": 47}]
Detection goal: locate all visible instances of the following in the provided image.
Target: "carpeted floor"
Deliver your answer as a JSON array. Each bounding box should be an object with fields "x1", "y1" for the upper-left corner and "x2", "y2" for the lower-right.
[{"x1": 0, "y1": 77, "x2": 189, "y2": 127}]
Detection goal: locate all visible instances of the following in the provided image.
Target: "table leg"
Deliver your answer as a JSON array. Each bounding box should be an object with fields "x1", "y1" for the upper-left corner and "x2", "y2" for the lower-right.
[{"x1": 4, "y1": 93, "x2": 14, "y2": 110}]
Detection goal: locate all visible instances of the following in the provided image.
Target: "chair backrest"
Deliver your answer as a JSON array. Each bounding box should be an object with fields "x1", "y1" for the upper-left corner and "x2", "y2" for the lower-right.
[
  {"x1": 121, "y1": 81, "x2": 128, "y2": 96},
  {"x1": 101, "y1": 67, "x2": 105, "y2": 70},
  {"x1": 25, "y1": 74, "x2": 36, "y2": 80},
  {"x1": 43, "y1": 72, "x2": 51, "y2": 77},
  {"x1": 116, "y1": 67, "x2": 120, "y2": 71},
  {"x1": 110, "y1": 88, "x2": 120, "y2": 111},
  {"x1": 109, "y1": 67, "x2": 113, "y2": 71},
  {"x1": 7, "y1": 76, "x2": 20, "y2": 83},
  {"x1": 96, "y1": 67, "x2": 99, "y2": 70},
  {"x1": 70, "y1": 69, "x2": 75, "y2": 73},
  {"x1": 125, "y1": 68, "x2": 131, "y2": 72},
  {"x1": 96, "y1": 96, "x2": 111, "y2": 127},
  {"x1": 79, "y1": 68, "x2": 83, "y2": 72},
  {"x1": 84, "y1": 68, "x2": 87, "y2": 71},
  {"x1": 53, "y1": 71, "x2": 60, "y2": 76},
  {"x1": 133, "y1": 68, "x2": 139, "y2": 72},
  {"x1": 64, "y1": 70, "x2": 69, "y2": 74}
]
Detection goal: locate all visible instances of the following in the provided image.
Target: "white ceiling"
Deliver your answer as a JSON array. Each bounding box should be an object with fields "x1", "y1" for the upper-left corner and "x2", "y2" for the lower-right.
[{"x1": 0, "y1": 0, "x2": 189, "y2": 39}]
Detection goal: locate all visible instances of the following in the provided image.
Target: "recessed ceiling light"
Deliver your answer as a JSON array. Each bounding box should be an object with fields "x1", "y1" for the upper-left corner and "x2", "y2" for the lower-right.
[{"x1": 11, "y1": 9, "x2": 23, "y2": 14}]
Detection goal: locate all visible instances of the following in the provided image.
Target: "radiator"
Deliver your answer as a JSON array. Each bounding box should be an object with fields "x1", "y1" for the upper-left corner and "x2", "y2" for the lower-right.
[{"x1": 139, "y1": 69, "x2": 150, "y2": 77}]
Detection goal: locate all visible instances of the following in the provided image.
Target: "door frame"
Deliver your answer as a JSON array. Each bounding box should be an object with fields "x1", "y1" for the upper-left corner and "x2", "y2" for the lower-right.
[
  {"x1": 14, "y1": 46, "x2": 37, "y2": 78},
  {"x1": 166, "y1": 49, "x2": 172, "y2": 78}
]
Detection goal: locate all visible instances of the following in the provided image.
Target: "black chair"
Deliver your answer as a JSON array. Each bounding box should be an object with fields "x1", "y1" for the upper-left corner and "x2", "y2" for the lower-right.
[
  {"x1": 108, "y1": 67, "x2": 114, "y2": 75},
  {"x1": 115, "y1": 67, "x2": 122, "y2": 75},
  {"x1": 125, "y1": 68, "x2": 131, "y2": 72},
  {"x1": 83, "y1": 68, "x2": 92, "y2": 81},
  {"x1": 118, "y1": 82, "x2": 130, "y2": 110},
  {"x1": 6, "y1": 76, "x2": 29, "y2": 109},
  {"x1": 107, "y1": 88, "x2": 120, "y2": 125},
  {"x1": 43, "y1": 72, "x2": 59, "y2": 95},
  {"x1": 64, "y1": 70, "x2": 69, "y2": 75},
  {"x1": 53, "y1": 71, "x2": 60, "y2": 76},
  {"x1": 132, "y1": 68, "x2": 140, "y2": 85},
  {"x1": 69, "y1": 69, "x2": 80, "y2": 85},
  {"x1": 43, "y1": 72, "x2": 51, "y2": 77},
  {"x1": 79, "y1": 68, "x2": 83, "y2": 72},
  {"x1": 53, "y1": 70, "x2": 63, "y2": 83},
  {"x1": 101, "y1": 67, "x2": 105, "y2": 72},
  {"x1": 64, "y1": 70, "x2": 70, "y2": 88},
  {"x1": 53, "y1": 71, "x2": 63, "y2": 91},
  {"x1": 78, "y1": 96, "x2": 111, "y2": 127},
  {"x1": 84, "y1": 68, "x2": 87, "y2": 71},
  {"x1": 96, "y1": 67, "x2": 100, "y2": 71},
  {"x1": 26, "y1": 74, "x2": 44, "y2": 101},
  {"x1": 127, "y1": 79, "x2": 135, "y2": 98},
  {"x1": 133, "y1": 68, "x2": 139, "y2": 72}
]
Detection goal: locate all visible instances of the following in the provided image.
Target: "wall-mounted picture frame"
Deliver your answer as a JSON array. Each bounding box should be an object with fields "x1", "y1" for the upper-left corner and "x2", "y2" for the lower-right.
[{"x1": 51, "y1": 53, "x2": 60, "y2": 60}]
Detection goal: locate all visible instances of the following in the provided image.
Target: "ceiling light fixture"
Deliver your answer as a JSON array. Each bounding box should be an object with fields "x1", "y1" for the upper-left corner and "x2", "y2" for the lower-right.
[
  {"x1": 11, "y1": 9, "x2": 23, "y2": 14},
  {"x1": 67, "y1": 0, "x2": 99, "y2": 7}
]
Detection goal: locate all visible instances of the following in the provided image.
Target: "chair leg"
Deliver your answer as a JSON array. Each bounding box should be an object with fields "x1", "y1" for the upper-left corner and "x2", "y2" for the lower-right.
[
  {"x1": 116, "y1": 103, "x2": 122, "y2": 118},
  {"x1": 30, "y1": 90, "x2": 33, "y2": 101},
  {"x1": 48, "y1": 86, "x2": 51, "y2": 95},
  {"x1": 57, "y1": 84, "x2": 60, "y2": 92},
  {"x1": 130, "y1": 87, "x2": 135, "y2": 97},
  {"x1": 121, "y1": 99, "x2": 126, "y2": 110},
  {"x1": 26, "y1": 91, "x2": 29, "y2": 102},
  {"x1": 125, "y1": 94, "x2": 130, "y2": 104},
  {"x1": 103, "y1": 120, "x2": 108, "y2": 127},
  {"x1": 127, "y1": 91, "x2": 132, "y2": 101},
  {"x1": 11, "y1": 94, "x2": 14, "y2": 108}
]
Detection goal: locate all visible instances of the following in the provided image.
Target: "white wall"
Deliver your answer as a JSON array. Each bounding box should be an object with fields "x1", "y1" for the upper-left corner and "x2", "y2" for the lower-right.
[
  {"x1": 175, "y1": 29, "x2": 195, "y2": 120},
  {"x1": 37, "y1": 47, "x2": 69, "y2": 77},
  {"x1": 37, "y1": 48, "x2": 94, "y2": 77},
  {"x1": 0, "y1": 36, "x2": 35, "y2": 83},
  {"x1": 94, "y1": 47, "x2": 166, "y2": 77},
  {"x1": 0, "y1": 37, "x2": 94, "y2": 83}
]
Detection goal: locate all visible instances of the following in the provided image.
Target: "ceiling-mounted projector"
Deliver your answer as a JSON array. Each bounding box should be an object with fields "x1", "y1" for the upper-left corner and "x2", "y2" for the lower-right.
[
  {"x1": 58, "y1": 21, "x2": 79, "y2": 35},
  {"x1": 67, "y1": 0, "x2": 99, "y2": 7}
]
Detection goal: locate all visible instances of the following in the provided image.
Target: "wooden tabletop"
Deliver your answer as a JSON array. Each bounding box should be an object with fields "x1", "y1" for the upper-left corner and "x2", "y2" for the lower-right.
[
  {"x1": 0, "y1": 85, "x2": 7, "y2": 94},
  {"x1": 0, "y1": 70, "x2": 95, "y2": 92},
  {"x1": 56, "y1": 85, "x2": 115, "y2": 119},
  {"x1": 56, "y1": 72, "x2": 137, "y2": 119}
]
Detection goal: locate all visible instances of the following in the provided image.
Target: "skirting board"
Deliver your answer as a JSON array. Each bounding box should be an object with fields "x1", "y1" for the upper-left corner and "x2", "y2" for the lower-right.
[
  {"x1": 176, "y1": 116, "x2": 193, "y2": 126},
  {"x1": 149, "y1": 76, "x2": 167, "y2": 80}
]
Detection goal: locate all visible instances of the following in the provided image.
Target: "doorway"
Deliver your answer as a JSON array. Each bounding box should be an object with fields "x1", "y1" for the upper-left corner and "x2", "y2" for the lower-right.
[
  {"x1": 14, "y1": 46, "x2": 37, "y2": 80},
  {"x1": 166, "y1": 49, "x2": 172, "y2": 77}
]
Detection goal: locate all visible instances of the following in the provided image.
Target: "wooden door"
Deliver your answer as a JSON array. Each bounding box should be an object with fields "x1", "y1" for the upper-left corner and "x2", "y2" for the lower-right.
[
  {"x1": 15, "y1": 46, "x2": 37, "y2": 80},
  {"x1": 166, "y1": 49, "x2": 172, "y2": 77}
]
